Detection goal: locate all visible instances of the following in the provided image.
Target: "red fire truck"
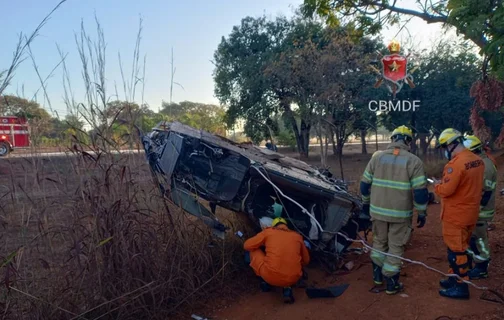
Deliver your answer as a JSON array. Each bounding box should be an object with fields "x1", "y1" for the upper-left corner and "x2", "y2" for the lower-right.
[{"x1": 0, "y1": 116, "x2": 30, "y2": 156}]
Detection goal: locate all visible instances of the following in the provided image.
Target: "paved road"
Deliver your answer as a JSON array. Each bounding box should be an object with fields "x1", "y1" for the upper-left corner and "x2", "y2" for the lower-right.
[{"x1": 3, "y1": 141, "x2": 391, "y2": 159}]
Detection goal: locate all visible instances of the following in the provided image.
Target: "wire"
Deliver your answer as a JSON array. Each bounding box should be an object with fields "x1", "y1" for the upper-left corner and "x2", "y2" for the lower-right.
[{"x1": 251, "y1": 164, "x2": 490, "y2": 291}]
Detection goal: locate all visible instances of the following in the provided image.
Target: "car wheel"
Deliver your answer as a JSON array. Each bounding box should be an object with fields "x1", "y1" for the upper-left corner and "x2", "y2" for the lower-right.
[{"x1": 0, "y1": 142, "x2": 10, "y2": 157}]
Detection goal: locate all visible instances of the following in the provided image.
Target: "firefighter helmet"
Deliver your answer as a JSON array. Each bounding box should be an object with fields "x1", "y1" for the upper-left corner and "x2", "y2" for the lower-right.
[
  {"x1": 463, "y1": 135, "x2": 483, "y2": 152},
  {"x1": 436, "y1": 128, "x2": 463, "y2": 148},
  {"x1": 391, "y1": 125, "x2": 413, "y2": 143},
  {"x1": 272, "y1": 217, "x2": 287, "y2": 227}
]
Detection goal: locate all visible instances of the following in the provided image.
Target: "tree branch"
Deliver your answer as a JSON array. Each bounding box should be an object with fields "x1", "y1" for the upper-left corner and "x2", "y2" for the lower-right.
[{"x1": 369, "y1": 0, "x2": 447, "y2": 23}]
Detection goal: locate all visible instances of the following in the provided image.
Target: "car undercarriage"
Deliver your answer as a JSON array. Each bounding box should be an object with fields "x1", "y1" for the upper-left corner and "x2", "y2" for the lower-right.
[{"x1": 140, "y1": 121, "x2": 369, "y2": 266}]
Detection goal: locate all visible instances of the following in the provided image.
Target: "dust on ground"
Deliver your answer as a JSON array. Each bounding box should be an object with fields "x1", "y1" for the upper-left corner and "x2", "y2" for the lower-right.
[
  {"x1": 2, "y1": 143, "x2": 503, "y2": 320},
  {"x1": 200, "y1": 148, "x2": 504, "y2": 320}
]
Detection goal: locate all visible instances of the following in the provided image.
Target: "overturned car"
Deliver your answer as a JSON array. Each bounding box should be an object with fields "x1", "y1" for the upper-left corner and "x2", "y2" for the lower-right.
[{"x1": 141, "y1": 121, "x2": 368, "y2": 260}]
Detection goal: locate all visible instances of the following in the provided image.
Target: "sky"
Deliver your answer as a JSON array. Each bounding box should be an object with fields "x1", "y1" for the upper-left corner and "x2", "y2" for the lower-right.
[{"x1": 1, "y1": 0, "x2": 460, "y2": 118}]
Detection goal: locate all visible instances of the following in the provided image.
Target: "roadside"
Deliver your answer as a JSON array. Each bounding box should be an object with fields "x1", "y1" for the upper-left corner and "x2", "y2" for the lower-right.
[{"x1": 190, "y1": 152, "x2": 504, "y2": 320}]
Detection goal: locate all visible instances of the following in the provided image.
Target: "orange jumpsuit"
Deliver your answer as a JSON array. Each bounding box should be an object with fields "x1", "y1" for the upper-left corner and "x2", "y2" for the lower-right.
[
  {"x1": 244, "y1": 224, "x2": 310, "y2": 287},
  {"x1": 434, "y1": 149, "x2": 485, "y2": 281}
]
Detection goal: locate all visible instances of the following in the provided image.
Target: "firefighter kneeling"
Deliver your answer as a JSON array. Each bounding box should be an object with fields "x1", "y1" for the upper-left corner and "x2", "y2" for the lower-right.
[
  {"x1": 360, "y1": 125, "x2": 429, "y2": 294},
  {"x1": 463, "y1": 135, "x2": 497, "y2": 280},
  {"x1": 434, "y1": 129, "x2": 485, "y2": 299},
  {"x1": 244, "y1": 217, "x2": 310, "y2": 304}
]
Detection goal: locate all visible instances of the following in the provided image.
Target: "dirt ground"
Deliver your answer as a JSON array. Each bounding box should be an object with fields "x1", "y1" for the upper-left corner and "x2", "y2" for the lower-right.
[
  {"x1": 200, "y1": 149, "x2": 504, "y2": 320},
  {"x1": 3, "y1": 143, "x2": 504, "y2": 319}
]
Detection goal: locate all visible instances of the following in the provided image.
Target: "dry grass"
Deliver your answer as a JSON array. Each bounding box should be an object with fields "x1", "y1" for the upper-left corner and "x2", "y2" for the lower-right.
[{"x1": 0, "y1": 151, "x2": 251, "y2": 319}]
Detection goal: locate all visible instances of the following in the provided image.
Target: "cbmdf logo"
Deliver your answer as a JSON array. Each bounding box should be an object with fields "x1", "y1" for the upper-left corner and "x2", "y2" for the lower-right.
[{"x1": 371, "y1": 40, "x2": 418, "y2": 99}]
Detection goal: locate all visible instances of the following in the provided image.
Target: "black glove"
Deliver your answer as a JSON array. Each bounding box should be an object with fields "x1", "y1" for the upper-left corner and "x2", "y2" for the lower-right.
[
  {"x1": 417, "y1": 212, "x2": 426, "y2": 228},
  {"x1": 362, "y1": 204, "x2": 370, "y2": 216},
  {"x1": 358, "y1": 204, "x2": 371, "y2": 231}
]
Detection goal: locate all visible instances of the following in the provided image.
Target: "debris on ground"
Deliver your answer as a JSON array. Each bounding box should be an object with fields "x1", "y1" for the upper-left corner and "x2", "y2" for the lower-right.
[{"x1": 305, "y1": 284, "x2": 350, "y2": 298}]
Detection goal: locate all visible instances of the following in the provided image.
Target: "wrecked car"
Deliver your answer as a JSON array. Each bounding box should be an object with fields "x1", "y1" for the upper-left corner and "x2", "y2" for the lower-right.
[{"x1": 140, "y1": 121, "x2": 368, "y2": 263}]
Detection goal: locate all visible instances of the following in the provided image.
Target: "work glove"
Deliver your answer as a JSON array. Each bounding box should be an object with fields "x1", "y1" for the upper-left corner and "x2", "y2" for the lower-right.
[
  {"x1": 303, "y1": 240, "x2": 311, "y2": 250},
  {"x1": 358, "y1": 204, "x2": 371, "y2": 231},
  {"x1": 417, "y1": 211, "x2": 427, "y2": 228},
  {"x1": 361, "y1": 204, "x2": 370, "y2": 216}
]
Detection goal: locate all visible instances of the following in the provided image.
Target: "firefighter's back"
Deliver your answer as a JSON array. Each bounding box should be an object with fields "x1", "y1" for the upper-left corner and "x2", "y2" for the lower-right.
[
  {"x1": 441, "y1": 149, "x2": 485, "y2": 226},
  {"x1": 369, "y1": 143, "x2": 424, "y2": 223}
]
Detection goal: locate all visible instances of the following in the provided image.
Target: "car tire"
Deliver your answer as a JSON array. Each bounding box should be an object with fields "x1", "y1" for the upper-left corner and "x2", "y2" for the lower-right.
[{"x1": 0, "y1": 142, "x2": 10, "y2": 157}]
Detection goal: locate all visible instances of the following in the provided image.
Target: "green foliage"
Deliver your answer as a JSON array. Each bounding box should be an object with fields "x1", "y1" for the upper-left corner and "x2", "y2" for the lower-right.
[
  {"x1": 213, "y1": 15, "x2": 293, "y2": 141},
  {"x1": 160, "y1": 101, "x2": 226, "y2": 135},
  {"x1": 379, "y1": 40, "x2": 481, "y2": 136},
  {"x1": 0, "y1": 95, "x2": 51, "y2": 119},
  {"x1": 213, "y1": 13, "x2": 381, "y2": 156},
  {"x1": 0, "y1": 96, "x2": 227, "y2": 148},
  {"x1": 301, "y1": 0, "x2": 504, "y2": 81},
  {"x1": 276, "y1": 129, "x2": 297, "y2": 148}
]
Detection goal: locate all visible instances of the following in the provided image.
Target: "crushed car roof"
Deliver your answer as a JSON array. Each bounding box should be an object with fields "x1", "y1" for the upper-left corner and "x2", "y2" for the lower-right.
[{"x1": 153, "y1": 121, "x2": 350, "y2": 194}]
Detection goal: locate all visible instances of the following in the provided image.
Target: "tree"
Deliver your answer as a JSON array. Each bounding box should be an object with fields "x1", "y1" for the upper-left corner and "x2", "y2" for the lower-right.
[
  {"x1": 213, "y1": 14, "x2": 378, "y2": 157},
  {"x1": 160, "y1": 101, "x2": 226, "y2": 135},
  {"x1": 0, "y1": 95, "x2": 53, "y2": 145},
  {"x1": 213, "y1": 15, "x2": 304, "y2": 153},
  {"x1": 379, "y1": 40, "x2": 481, "y2": 155},
  {"x1": 301, "y1": 0, "x2": 504, "y2": 78},
  {"x1": 301, "y1": 0, "x2": 504, "y2": 145}
]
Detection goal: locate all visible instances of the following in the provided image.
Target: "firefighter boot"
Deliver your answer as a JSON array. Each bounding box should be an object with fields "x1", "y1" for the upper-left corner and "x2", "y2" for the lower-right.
[
  {"x1": 385, "y1": 274, "x2": 403, "y2": 295},
  {"x1": 439, "y1": 277, "x2": 457, "y2": 289},
  {"x1": 283, "y1": 287, "x2": 295, "y2": 304},
  {"x1": 372, "y1": 262, "x2": 383, "y2": 285},
  {"x1": 468, "y1": 261, "x2": 489, "y2": 280},
  {"x1": 439, "y1": 282, "x2": 470, "y2": 300}
]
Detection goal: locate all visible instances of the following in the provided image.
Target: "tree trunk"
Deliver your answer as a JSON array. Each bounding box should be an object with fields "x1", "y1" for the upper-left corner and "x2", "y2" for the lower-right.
[
  {"x1": 282, "y1": 102, "x2": 307, "y2": 158},
  {"x1": 335, "y1": 129, "x2": 345, "y2": 180},
  {"x1": 327, "y1": 126, "x2": 336, "y2": 155},
  {"x1": 299, "y1": 119, "x2": 311, "y2": 158},
  {"x1": 419, "y1": 133, "x2": 429, "y2": 157},
  {"x1": 325, "y1": 134, "x2": 329, "y2": 161},
  {"x1": 360, "y1": 129, "x2": 368, "y2": 154},
  {"x1": 410, "y1": 112, "x2": 417, "y2": 155},
  {"x1": 317, "y1": 125, "x2": 326, "y2": 168},
  {"x1": 375, "y1": 128, "x2": 379, "y2": 152}
]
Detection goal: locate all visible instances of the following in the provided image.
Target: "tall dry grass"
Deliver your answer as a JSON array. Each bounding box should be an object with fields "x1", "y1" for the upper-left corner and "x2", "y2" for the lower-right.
[
  {"x1": 0, "y1": 151, "x2": 250, "y2": 319},
  {"x1": 0, "y1": 9, "x2": 253, "y2": 320}
]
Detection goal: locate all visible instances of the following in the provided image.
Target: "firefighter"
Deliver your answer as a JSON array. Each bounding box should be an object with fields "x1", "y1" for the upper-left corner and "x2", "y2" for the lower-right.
[
  {"x1": 434, "y1": 128, "x2": 485, "y2": 299},
  {"x1": 463, "y1": 135, "x2": 497, "y2": 279},
  {"x1": 243, "y1": 217, "x2": 310, "y2": 304},
  {"x1": 360, "y1": 125, "x2": 429, "y2": 294}
]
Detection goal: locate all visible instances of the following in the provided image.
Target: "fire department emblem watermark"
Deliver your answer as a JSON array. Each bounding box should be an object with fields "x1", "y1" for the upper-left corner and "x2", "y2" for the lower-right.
[{"x1": 368, "y1": 40, "x2": 421, "y2": 112}]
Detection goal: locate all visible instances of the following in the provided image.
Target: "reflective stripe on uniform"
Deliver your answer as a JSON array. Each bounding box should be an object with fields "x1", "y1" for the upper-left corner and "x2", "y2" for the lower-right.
[
  {"x1": 371, "y1": 178, "x2": 411, "y2": 190},
  {"x1": 485, "y1": 179, "x2": 496, "y2": 189},
  {"x1": 363, "y1": 170, "x2": 373, "y2": 182},
  {"x1": 370, "y1": 204, "x2": 412, "y2": 218},
  {"x1": 382, "y1": 262, "x2": 400, "y2": 273},
  {"x1": 370, "y1": 250, "x2": 385, "y2": 264},
  {"x1": 477, "y1": 238, "x2": 490, "y2": 257},
  {"x1": 414, "y1": 201, "x2": 427, "y2": 211},
  {"x1": 411, "y1": 175, "x2": 426, "y2": 188},
  {"x1": 480, "y1": 210, "x2": 494, "y2": 218},
  {"x1": 362, "y1": 194, "x2": 370, "y2": 203},
  {"x1": 467, "y1": 244, "x2": 490, "y2": 262}
]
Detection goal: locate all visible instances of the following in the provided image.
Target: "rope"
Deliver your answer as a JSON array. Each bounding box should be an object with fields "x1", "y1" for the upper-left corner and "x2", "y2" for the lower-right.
[{"x1": 251, "y1": 165, "x2": 489, "y2": 291}]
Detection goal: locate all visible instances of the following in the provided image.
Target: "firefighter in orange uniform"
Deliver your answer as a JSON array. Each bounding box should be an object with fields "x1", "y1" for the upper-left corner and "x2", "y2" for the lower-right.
[
  {"x1": 244, "y1": 217, "x2": 310, "y2": 304},
  {"x1": 434, "y1": 128, "x2": 485, "y2": 299}
]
